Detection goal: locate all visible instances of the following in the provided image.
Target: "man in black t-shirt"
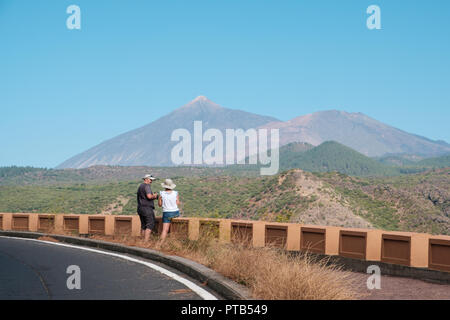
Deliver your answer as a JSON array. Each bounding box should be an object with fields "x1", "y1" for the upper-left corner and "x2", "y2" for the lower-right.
[{"x1": 137, "y1": 174, "x2": 158, "y2": 241}]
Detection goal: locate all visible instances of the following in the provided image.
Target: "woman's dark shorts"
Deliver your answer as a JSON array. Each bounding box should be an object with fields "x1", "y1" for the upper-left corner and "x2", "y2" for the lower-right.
[{"x1": 137, "y1": 206, "x2": 155, "y2": 230}]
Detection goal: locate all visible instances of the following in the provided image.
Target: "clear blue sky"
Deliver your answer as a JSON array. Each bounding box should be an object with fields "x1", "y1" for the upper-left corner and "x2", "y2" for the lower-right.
[{"x1": 1, "y1": 0, "x2": 449, "y2": 168}]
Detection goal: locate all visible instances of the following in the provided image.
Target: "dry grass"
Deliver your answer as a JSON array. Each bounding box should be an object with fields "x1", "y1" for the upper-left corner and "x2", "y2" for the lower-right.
[
  {"x1": 88, "y1": 229, "x2": 357, "y2": 300},
  {"x1": 210, "y1": 243, "x2": 357, "y2": 300},
  {"x1": 37, "y1": 235, "x2": 59, "y2": 242}
]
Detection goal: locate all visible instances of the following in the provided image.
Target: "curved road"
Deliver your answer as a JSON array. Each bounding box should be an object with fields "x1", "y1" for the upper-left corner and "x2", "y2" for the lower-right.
[{"x1": 0, "y1": 237, "x2": 218, "y2": 300}]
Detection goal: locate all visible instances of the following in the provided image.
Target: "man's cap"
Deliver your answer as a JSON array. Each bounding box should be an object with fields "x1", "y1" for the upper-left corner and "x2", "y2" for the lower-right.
[{"x1": 142, "y1": 174, "x2": 156, "y2": 180}]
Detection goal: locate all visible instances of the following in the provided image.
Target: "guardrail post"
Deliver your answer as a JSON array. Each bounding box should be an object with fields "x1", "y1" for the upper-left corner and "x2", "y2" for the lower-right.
[
  {"x1": 219, "y1": 219, "x2": 231, "y2": 243},
  {"x1": 366, "y1": 229, "x2": 382, "y2": 261},
  {"x1": 29, "y1": 214, "x2": 38, "y2": 232},
  {"x1": 54, "y1": 214, "x2": 64, "y2": 233},
  {"x1": 2, "y1": 213, "x2": 12, "y2": 230},
  {"x1": 411, "y1": 233, "x2": 430, "y2": 268},
  {"x1": 131, "y1": 215, "x2": 141, "y2": 236},
  {"x1": 252, "y1": 222, "x2": 265, "y2": 247},
  {"x1": 286, "y1": 224, "x2": 301, "y2": 251},
  {"x1": 79, "y1": 215, "x2": 88, "y2": 234},
  {"x1": 325, "y1": 226, "x2": 340, "y2": 255},
  {"x1": 105, "y1": 215, "x2": 115, "y2": 236},
  {"x1": 188, "y1": 218, "x2": 200, "y2": 240}
]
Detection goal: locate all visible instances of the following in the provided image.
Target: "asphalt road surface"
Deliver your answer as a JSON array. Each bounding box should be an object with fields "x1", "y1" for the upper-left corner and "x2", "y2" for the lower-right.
[{"x1": 0, "y1": 237, "x2": 218, "y2": 300}]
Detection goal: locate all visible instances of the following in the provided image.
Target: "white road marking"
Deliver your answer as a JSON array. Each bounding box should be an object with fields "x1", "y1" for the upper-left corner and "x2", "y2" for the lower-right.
[{"x1": 0, "y1": 236, "x2": 218, "y2": 300}]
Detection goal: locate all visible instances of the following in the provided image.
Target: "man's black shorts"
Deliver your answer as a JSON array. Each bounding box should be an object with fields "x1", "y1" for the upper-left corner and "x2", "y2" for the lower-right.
[{"x1": 137, "y1": 206, "x2": 155, "y2": 230}]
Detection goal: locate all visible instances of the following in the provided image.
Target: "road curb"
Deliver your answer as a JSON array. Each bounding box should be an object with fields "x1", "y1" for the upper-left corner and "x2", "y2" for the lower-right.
[{"x1": 0, "y1": 230, "x2": 252, "y2": 300}]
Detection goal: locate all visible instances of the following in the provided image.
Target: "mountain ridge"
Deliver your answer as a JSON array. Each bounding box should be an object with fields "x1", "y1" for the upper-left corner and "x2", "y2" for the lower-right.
[
  {"x1": 57, "y1": 96, "x2": 278, "y2": 169},
  {"x1": 57, "y1": 97, "x2": 450, "y2": 169},
  {"x1": 259, "y1": 109, "x2": 450, "y2": 157}
]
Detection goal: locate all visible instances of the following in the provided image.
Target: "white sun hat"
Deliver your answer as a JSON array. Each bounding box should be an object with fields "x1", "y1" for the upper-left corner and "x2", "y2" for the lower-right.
[
  {"x1": 142, "y1": 174, "x2": 156, "y2": 180},
  {"x1": 161, "y1": 178, "x2": 176, "y2": 189}
]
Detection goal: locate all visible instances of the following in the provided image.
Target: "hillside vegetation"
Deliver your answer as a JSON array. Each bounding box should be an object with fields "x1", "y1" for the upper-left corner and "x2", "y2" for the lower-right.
[
  {"x1": 0, "y1": 165, "x2": 256, "y2": 186},
  {"x1": 417, "y1": 154, "x2": 450, "y2": 167},
  {"x1": 278, "y1": 141, "x2": 399, "y2": 176},
  {"x1": 2, "y1": 142, "x2": 448, "y2": 185},
  {"x1": 1, "y1": 168, "x2": 448, "y2": 235},
  {"x1": 376, "y1": 153, "x2": 450, "y2": 170},
  {"x1": 235, "y1": 141, "x2": 442, "y2": 177}
]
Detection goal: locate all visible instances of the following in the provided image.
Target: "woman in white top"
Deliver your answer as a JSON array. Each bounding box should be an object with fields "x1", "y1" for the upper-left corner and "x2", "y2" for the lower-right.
[{"x1": 157, "y1": 178, "x2": 180, "y2": 244}]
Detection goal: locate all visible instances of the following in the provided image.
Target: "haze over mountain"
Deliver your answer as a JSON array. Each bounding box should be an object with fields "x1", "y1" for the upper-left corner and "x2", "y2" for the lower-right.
[{"x1": 57, "y1": 97, "x2": 450, "y2": 169}]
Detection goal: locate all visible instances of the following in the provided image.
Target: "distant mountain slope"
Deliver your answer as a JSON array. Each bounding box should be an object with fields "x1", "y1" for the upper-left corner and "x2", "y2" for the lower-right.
[
  {"x1": 0, "y1": 166, "x2": 48, "y2": 179},
  {"x1": 375, "y1": 154, "x2": 422, "y2": 166},
  {"x1": 260, "y1": 110, "x2": 450, "y2": 157},
  {"x1": 57, "y1": 96, "x2": 278, "y2": 168},
  {"x1": 375, "y1": 153, "x2": 450, "y2": 169},
  {"x1": 277, "y1": 141, "x2": 315, "y2": 157},
  {"x1": 57, "y1": 97, "x2": 450, "y2": 169},
  {"x1": 235, "y1": 141, "x2": 400, "y2": 176},
  {"x1": 417, "y1": 154, "x2": 450, "y2": 167},
  {"x1": 278, "y1": 141, "x2": 398, "y2": 176}
]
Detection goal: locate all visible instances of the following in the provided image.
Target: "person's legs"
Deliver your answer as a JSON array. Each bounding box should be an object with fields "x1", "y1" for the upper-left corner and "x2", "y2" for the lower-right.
[
  {"x1": 160, "y1": 223, "x2": 171, "y2": 242},
  {"x1": 157, "y1": 212, "x2": 174, "y2": 247},
  {"x1": 140, "y1": 207, "x2": 155, "y2": 241},
  {"x1": 144, "y1": 228, "x2": 152, "y2": 241},
  {"x1": 138, "y1": 209, "x2": 145, "y2": 238}
]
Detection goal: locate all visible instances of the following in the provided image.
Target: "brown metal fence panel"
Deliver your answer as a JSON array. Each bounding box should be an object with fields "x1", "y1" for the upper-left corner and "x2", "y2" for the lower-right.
[
  {"x1": 231, "y1": 222, "x2": 253, "y2": 245},
  {"x1": 63, "y1": 216, "x2": 79, "y2": 232},
  {"x1": 0, "y1": 215, "x2": 3, "y2": 230},
  {"x1": 339, "y1": 231, "x2": 367, "y2": 260},
  {"x1": 200, "y1": 220, "x2": 219, "y2": 239},
  {"x1": 89, "y1": 217, "x2": 105, "y2": 235},
  {"x1": 12, "y1": 215, "x2": 29, "y2": 231},
  {"x1": 170, "y1": 219, "x2": 189, "y2": 238},
  {"x1": 301, "y1": 227, "x2": 326, "y2": 253},
  {"x1": 429, "y1": 239, "x2": 450, "y2": 272},
  {"x1": 265, "y1": 225, "x2": 287, "y2": 248},
  {"x1": 114, "y1": 217, "x2": 132, "y2": 235},
  {"x1": 381, "y1": 234, "x2": 411, "y2": 266},
  {"x1": 38, "y1": 215, "x2": 55, "y2": 232},
  {"x1": 153, "y1": 217, "x2": 162, "y2": 234}
]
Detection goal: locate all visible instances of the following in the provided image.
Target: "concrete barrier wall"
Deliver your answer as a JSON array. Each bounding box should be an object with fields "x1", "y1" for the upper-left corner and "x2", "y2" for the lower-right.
[{"x1": 0, "y1": 212, "x2": 449, "y2": 273}]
